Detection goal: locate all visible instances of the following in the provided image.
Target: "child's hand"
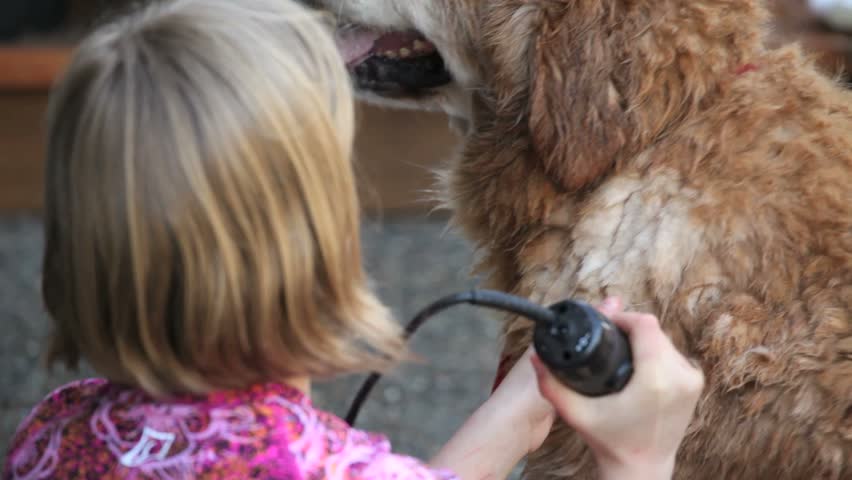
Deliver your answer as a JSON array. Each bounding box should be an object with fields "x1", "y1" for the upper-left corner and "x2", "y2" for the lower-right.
[
  {"x1": 530, "y1": 299, "x2": 704, "y2": 480},
  {"x1": 487, "y1": 344, "x2": 554, "y2": 455}
]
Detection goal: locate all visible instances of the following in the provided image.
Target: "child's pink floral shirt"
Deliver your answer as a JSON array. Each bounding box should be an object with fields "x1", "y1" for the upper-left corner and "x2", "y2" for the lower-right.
[{"x1": 3, "y1": 379, "x2": 457, "y2": 480}]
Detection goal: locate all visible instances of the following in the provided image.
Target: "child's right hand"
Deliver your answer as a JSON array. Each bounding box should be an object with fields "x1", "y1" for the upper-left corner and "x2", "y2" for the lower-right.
[{"x1": 530, "y1": 298, "x2": 704, "y2": 480}]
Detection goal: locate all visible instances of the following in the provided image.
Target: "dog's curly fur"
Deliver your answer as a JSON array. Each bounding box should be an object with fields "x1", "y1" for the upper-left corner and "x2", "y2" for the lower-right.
[
  {"x1": 456, "y1": 2, "x2": 852, "y2": 479},
  {"x1": 312, "y1": 0, "x2": 852, "y2": 478}
]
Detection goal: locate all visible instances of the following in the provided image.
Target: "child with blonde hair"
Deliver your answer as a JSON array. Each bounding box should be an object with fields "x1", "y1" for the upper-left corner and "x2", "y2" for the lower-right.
[{"x1": 3, "y1": 0, "x2": 703, "y2": 478}]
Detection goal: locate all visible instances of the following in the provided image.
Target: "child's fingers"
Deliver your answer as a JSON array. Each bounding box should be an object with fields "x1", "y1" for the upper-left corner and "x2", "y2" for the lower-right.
[
  {"x1": 530, "y1": 353, "x2": 592, "y2": 423},
  {"x1": 611, "y1": 312, "x2": 705, "y2": 399},
  {"x1": 608, "y1": 310, "x2": 659, "y2": 335},
  {"x1": 609, "y1": 312, "x2": 667, "y2": 364}
]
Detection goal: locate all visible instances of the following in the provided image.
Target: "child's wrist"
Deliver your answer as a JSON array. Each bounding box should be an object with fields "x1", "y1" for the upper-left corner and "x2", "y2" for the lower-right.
[
  {"x1": 486, "y1": 383, "x2": 554, "y2": 456},
  {"x1": 478, "y1": 394, "x2": 533, "y2": 454}
]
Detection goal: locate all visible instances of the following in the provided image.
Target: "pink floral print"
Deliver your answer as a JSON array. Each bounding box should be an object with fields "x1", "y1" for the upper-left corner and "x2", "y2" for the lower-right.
[{"x1": 3, "y1": 380, "x2": 457, "y2": 480}]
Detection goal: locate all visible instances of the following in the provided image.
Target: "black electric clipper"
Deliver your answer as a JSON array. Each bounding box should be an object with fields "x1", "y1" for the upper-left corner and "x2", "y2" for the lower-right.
[
  {"x1": 534, "y1": 299, "x2": 633, "y2": 397},
  {"x1": 345, "y1": 289, "x2": 634, "y2": 425}
]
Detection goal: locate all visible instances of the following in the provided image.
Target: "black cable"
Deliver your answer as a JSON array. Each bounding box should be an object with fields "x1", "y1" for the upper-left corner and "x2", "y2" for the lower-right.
[{"x1": 344, "y1": 289, "x2": 555, "y2": 426}]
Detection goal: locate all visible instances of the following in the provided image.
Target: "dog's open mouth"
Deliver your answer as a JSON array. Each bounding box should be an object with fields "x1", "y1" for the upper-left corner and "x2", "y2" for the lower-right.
[{"x1": 335, "y1": 26, "x2": 452, "y2": 95}]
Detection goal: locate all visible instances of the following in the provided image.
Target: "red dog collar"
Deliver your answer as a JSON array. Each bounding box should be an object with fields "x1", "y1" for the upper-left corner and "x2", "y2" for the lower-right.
[
  {"x1": 491, "y1": 355, "x2": 513, "y2": 393},
  {"x1": 735, "y1": 63, "x2": 759, "y2": 76}
]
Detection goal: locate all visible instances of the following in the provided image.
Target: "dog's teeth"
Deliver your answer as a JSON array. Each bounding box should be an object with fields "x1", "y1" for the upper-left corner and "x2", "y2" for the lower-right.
[
  {"x1": 384, "y1": 50, "x2": 398, "y2": 58},
  {"x1": 399, "y1": 48, "x2": 411, "y2": 58},
  {"x1": 413, "y1": 40, "x2": 427, "y2": 51}
]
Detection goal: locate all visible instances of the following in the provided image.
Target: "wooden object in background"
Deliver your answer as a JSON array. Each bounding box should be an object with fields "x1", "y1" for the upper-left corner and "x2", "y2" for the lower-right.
[
  {"x1": 0, "y1": 45, "x2": 71, "y2": 212},
  {"x1": 0, "y1": 93, "x2": 52, "y2": 211},
  {"x1": 353, "y1": 106, "x2": 458, "y2": 214},
  {"x1": 0, "y1": 47, "x2": 70, "y2": 91}
]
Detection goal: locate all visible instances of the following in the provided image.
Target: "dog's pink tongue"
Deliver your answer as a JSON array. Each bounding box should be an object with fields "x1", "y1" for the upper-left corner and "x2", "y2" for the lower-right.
[{"x1": 336, "y1": 27, "x2": 382, "y2": 67}]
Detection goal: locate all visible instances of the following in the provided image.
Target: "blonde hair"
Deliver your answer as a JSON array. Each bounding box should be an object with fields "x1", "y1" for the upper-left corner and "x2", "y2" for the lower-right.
[{"x1": 42, "y1": 0, "x2": 405, "y2": 396}]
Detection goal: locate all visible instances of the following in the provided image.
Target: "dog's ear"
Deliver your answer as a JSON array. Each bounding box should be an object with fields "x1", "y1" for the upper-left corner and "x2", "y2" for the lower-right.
[
  {"x1": 527, "y1": 5, "x2": 635, "y2": 192},
  {"x1": 522, "y1": 0, "x2": 768, "y2": 192}
]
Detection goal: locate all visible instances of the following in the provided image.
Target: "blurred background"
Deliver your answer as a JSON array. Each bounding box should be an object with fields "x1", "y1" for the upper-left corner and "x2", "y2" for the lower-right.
[{"x1": 1, "y1": 0, "x2": 851, "y2": 472}]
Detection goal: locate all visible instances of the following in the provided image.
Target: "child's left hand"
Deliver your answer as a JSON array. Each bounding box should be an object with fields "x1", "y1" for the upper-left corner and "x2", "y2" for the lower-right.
[
  {"x1": 488, "y1": 344, "x2": 555, "y2": 454},
  {"x1": 431, "y1": 343, "x2": 554, "y2": 479}
]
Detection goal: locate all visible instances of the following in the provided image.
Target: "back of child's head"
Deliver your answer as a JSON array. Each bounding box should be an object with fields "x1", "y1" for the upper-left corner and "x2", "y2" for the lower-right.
[{"x1": 41, "y1": 0, "x2": 404, "y2": 396}]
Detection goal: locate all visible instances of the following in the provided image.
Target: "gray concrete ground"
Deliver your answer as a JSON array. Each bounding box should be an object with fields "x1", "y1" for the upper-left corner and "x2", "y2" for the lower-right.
[{"x1": 0, "y1": 214, "x2": 525, "y2": 476}]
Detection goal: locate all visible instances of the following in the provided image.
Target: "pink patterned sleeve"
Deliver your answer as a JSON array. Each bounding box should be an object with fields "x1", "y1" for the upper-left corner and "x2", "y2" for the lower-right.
[{"x1": 278, "y1": 397, "x2": 459, "y2": 480}]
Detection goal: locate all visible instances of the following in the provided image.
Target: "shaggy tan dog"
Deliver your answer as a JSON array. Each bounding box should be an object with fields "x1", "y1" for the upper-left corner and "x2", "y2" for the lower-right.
[{"x1": 305, "y1": 0, "x2": 852, "y2": 478}]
